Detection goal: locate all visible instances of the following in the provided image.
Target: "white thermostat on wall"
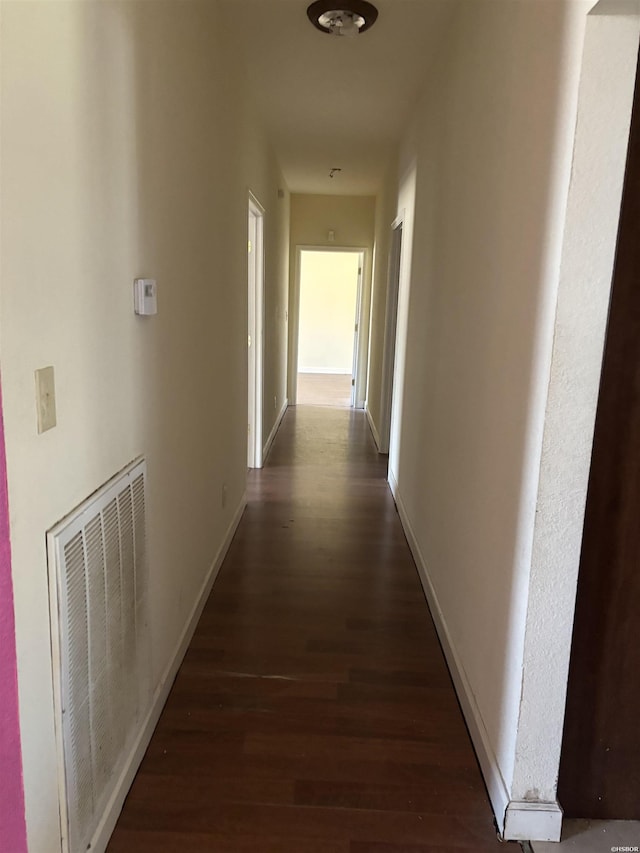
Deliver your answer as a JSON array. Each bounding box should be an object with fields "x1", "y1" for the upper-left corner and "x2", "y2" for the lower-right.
[{"x1": 133, "y1": 278, "x2": 157, "y2": 316}]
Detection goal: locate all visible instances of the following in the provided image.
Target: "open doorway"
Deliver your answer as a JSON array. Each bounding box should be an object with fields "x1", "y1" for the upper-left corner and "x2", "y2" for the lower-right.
[
  {"x1": 379, "y1": 217, "x2": 403, "y2": 454},
  {"x1": 247, "y1": 193, "x2": 265, "y2": 468},
  {"x1": 294, "y1": 248, "x2": 364, "y2": 408}
]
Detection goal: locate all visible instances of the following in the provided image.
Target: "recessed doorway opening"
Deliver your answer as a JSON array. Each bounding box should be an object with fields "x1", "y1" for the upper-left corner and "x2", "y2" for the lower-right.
[{"x1": 294, "y1": 248, "x2": 364, "y2": 408}]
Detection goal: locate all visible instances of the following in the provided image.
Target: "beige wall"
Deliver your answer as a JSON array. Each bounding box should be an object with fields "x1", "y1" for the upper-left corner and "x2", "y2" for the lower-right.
[
  {"x1": 289, "y1": 194, "x2": 375, "y2": 405},
  {"x1": 230, "y1": 72, "x2": 291, "y2": 443},
  {"x1": 298, "y1": 251, "x2": 360, "y2": 373},
  {"x1": 0, "y1": 2, "x2": 289, "y2": 850},
  {"x1": 385, "y1": 0, "x2": 593, "y2": 833},
  {"x1": 289, "y1": 194, "x2": 376, "y2": 248}
]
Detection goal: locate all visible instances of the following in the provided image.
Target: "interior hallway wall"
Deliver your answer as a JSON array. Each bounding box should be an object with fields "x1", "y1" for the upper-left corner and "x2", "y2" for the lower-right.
[
  {"x1": 366, "y1": 162, "x2": 400, "y2": 447},
  {"x1": 386, "y1": 0, "x2": 593, "y2": 836},
  {"x1": 230, "y1": 71, "x2": 291, "y2": 450},
  {"x1": 288, "y1": 194, "x2": 375, "y2": 405},
  {"x1": 0, "y1": 2, "x2": 290, "y2": 850}
]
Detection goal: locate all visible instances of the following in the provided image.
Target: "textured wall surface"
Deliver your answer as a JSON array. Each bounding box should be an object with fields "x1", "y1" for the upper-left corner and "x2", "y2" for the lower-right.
[{"x1": 513, "y1": 8, "x2": 640, "y2": 803}]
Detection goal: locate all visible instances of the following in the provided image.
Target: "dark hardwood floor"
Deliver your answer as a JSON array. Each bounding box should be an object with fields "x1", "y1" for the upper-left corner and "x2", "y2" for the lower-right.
[{"x1": 108, "y1": 406, "x2": 515, "y2": 852}]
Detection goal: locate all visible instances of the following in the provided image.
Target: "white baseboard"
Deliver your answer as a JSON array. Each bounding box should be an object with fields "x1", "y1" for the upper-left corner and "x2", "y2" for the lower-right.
[
  {"x1": 504, "y1": 801, "x2": 563, "y2": 842},
  {"x1": 387, "y1": 470, "x2": 511, "y2": 835},
  {"x1": 90, "y1": 494, "x2": 247, "y2": 853},
  {"x1": 263, "y1": 399, "x2": 288, "y2": 462},
  {"x1": 365, "y1": 404, "x2": 381, "y2": 452},
  {"x1": 298, "y1": 367, "x2": 352, "y2": 375}
]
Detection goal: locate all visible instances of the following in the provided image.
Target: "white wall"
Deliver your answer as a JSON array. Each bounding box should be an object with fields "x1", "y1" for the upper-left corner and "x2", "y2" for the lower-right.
[
  {"x1": 511, "y1": 5, "x2": 640, "y2": 824},
  {"x1": 298, "y1": 251, "x2": 360, "y2": 373},
  {"x1": 385, "y1": 0, "x2": 608, "y2": 839},
  {"x1": 0, "y1": 2, "x2": 289, "y2": 850}
]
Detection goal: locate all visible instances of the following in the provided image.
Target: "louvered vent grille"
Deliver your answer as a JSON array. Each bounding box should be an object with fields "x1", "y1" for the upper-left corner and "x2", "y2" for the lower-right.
[{"x1": 47, "y1": 459, "x2": 151, "y2": 853}]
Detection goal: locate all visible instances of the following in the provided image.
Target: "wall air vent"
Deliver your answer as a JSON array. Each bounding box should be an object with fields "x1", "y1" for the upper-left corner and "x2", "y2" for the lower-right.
[{"x1": 46, "y1": 458, "x2": 151, "y2": 853}]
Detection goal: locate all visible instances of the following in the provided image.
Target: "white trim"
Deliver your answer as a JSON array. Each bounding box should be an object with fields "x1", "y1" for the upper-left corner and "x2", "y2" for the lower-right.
[
  {"x1": 298, "y1": 367, "x2": 352, "y2": 375},
  {"x1": 365, "y1": 403, "x2": 381, "y2": 452},
  {"x1": 248, "y1": 191, "x2": 265, "y2": 469},
  {"x1": 91, "y1": 495, "x2": 247, "y2": 853},
  {"x1": 379, "y1": 214, "x2": 404, "y2": 454},
  {"x1": 388, "y1": 469, "x2": 398, "y2": 500},
  {"x1": 263, "y1": 398, "x2": 288, "y2": 462},
  {"x1": 288, "y1": 248, "x2": 301, "y2": 405},
  {"x1": 503, "y1": 802, "x2": 563, "y2": 843},
  {"x1": 351, "y1": 254, "x2": 365, "y2": 408},
  {"x1": 387, "y1": 470, "x2": 511, "y2": 835}
]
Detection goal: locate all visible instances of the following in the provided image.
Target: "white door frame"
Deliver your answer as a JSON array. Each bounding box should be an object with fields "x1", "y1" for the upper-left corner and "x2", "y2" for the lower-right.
[
  {"x1": 289, "y1": 245, "x2": 367, "y2": 407},
  {"x1": 350, "y1": 262, "x2": 364, "y2": 408},
  {"x1": 379, "y1": 215, "x2": 404, "y2": 454},
  {"x1": 248, "y1": 192, "x2": 265, "y2": 469}
]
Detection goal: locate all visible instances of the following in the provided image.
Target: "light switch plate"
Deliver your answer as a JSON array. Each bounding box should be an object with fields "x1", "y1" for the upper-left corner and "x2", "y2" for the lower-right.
[
  {"x1": 35, "y1": 366, "x2": 57, "y2": 433},
  {"x1": 133, "y1": 278, "x2": 157, "y2": 315}
]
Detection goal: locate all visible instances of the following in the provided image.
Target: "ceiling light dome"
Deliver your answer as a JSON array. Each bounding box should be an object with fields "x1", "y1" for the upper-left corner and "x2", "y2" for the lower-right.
[{"x1": 307, "y1": 1, "x2": 379, "y2": 37}]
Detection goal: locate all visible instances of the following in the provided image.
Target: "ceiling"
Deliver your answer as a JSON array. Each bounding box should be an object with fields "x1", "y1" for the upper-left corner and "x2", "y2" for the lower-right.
[{"x1": 219, "y1": 0, "x2": 457, "y2": 196}]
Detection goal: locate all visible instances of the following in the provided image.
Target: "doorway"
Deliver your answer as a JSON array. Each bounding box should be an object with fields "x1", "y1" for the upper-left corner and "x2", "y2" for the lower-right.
[
  {"x1": 293, "y1": 248, "x2": 364, "y2": 408},
  {"x1": 247, "y1": 193, "x2": 265, "y2": 469},
  {"x1": 379, "y1": 218, "x2": 403, "y2": 454}
]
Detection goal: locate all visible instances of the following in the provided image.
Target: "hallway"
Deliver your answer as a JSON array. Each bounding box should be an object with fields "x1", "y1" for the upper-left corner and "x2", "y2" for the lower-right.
[{"x1": 107, "y1": 407, "x2": 516, "y2": 852}]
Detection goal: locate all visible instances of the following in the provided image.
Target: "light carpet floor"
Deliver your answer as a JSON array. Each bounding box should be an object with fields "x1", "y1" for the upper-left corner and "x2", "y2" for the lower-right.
[{"x1": 296, "y1": 372, "x2": 352, "y2": 408}]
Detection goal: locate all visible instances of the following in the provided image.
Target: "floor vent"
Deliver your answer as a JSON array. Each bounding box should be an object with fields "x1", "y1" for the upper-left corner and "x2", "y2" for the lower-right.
[{"x1": 47, "y1": 458, "x2": 151, "y2": 853}]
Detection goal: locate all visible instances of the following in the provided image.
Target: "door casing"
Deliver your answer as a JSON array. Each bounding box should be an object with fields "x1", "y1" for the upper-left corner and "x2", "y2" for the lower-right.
[{"x1": 248, "y1": 192, "x2": 265, "y2": 469}]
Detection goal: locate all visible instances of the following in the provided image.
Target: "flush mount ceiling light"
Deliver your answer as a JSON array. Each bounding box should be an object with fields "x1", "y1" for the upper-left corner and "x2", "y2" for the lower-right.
[{"x1": 306, "y1": 1, "x2": 378, "y2": 37}]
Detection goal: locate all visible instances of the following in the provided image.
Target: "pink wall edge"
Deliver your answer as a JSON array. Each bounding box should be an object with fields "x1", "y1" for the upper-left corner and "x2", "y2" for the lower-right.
[{"x1": 0, "y1": 382, "x2": 28, "y2": 852}]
